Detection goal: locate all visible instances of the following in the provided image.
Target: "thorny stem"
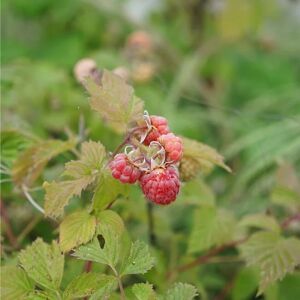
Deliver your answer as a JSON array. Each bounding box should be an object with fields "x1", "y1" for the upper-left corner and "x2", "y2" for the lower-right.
[{"x1": 84, "y1": 260, "x2": 93, "y2": 273}]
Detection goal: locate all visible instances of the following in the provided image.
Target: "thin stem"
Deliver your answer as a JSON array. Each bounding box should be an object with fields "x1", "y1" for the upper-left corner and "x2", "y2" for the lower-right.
[
  {"x1": 22, "y1": 184, "x2": 45, "y2": 215},
  {"x1": 84, "y1": 261, "x2": 93, "y2": 273},
  {"x1": 0, "y1": 199, "x2": 18, "y2": 248},
  {"x1": 281, "y1": 213, "x2": 300, "y2": 229},
  {"x1": 167, "y1": 238, "x2": 247, "y2": 279},
  {"x1": 111, "y1": 266, "x2": 126, "y2": 300},
  {"x1": 17, "y1": 215, "x2": 42, "y2": 245}
]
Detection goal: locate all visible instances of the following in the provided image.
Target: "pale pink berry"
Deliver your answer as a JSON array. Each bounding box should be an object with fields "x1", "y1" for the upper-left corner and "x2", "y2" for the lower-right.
[
  {"x1": 109, "y1": 153, "x2": 142, "y2": 184},
  {"x1": 158, "y1": 133, "x2": 183, "y2": 163},
  {"x1": 144, "y1": 115, "x2": 170, "y2": 145},
  {"x1": 139, "y1": 167, "x2": 180, "y2": 205}
]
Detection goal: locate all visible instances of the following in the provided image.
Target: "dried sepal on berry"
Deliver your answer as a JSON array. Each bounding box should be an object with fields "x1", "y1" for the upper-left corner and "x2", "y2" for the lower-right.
[{"x1": 139, "y1": 166, "x2": 180, "y2": 205}]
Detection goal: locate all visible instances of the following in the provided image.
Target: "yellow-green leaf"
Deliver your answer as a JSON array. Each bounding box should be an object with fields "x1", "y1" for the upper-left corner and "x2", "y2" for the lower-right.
[
  {"x1": 96, "y1": 210, "x2": 125, "y2": 236},
  {"x1": 164, "y1": 282, "x2": 198, "y2": 300},
  {"x1": 18, "y1": 239, "x2": 64, "y2": 291},
  {"x1": 271, "y1": 186, "x2": 300, "y2": 212},
  {"x1": 181, "y1": 137, "x2": 231, "y2": 175},
  {"x1": 59, "y1": 210, "x2": 96, "y2": 252},
  {"x1": 85, "y1": 70, "x2": 144, "y2": 133},
  {"x1": 12, "y1": 139, "x2": 76, "y2": 186},
  {"x1": 240, "y1": 231, "x2": 300, "y2": 295},
  {"x1": 188, "y1": 206, "x2": 236, "y2": 253},
  {"x1": 0, "y1": 266, "x2": 34, "y2": 300},
  {"x1": 132, "y1": 283, "x2": 156, "y2": 300},
  {"x1": 63, "y1": 273, "x2": 117, "y2": 300}
]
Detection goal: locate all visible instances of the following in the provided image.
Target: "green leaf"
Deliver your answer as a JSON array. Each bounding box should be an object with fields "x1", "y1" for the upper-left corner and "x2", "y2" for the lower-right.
[
  {"x1": 239, "y1": 231, "x2": 300, "y2": 295},
  {"x1": 120, "y1": 240, "x2": 155, "y2": 276},
  {"x1": 0, "y1": 266, "x2": 34, "y2": 300},
  {"x1": 92, "y1": 171, "x2": 128, "y2": 213},
  {"x1": 132, "y1": 283, "x2": 156, "y2": 300},
  {"x1": 85, "y1": 70, "x2": 144, "y2": 133},
  {"x1": 26, "y1": 290, "x2": 58, "y2": 300},
  {"x1": 59, "y1": 210, "x2": 96, "y2": 252},
  {"x1": 181, "y1": 137, "x2": 231, "y2": 174},
  {"x1": 0, "y1": 129, "x2": 33, "y2": 168},
  {"x1": 18, "y1": 238, "x2": 64, "y2": 291},
  {"x1": 44, "y1": 141, "x2": 106, "y2": 218},
  {"x1": 238, "y1": 213, "x2": 281, "y2": 233},
  {"x1": 188, "y1": 206, "x2": 236, "y2": 253},
  {"x1": 12, "y1": 139, "x2": 76, "y2": 186},
  {"x1": 63, "y1": 273, "x2": 116, "y2": 300},
  {"x1": 271, "y1": 186, "x2": 300, "y2": 211},
  {"x1": 231, "y1": 267, "x2": 259, "y2": 300},
  {"x1": 73, "y1": 225, "x2": 121, "y2": 268},
  {"x1": 96, "y1": 210, "x2": 125, "y2": 236},
  {"x1": 164, "y1": 283, "x2": 198, "y2": 300}
]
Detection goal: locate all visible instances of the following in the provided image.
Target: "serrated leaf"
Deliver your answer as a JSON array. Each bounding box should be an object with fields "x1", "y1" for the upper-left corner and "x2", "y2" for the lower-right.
[
  {"x1": 18, "y1": 238, "x2": 64, "y2": 291},
  {"x1": 96, "y1": 210, "x2": 125, "y2": 235},
  {"x1": 12, "y1": 139, "x2": 76, "y2": 186},
  {"x1": 85, "y1": 70, "x2": 144, "y2": 133},
  {"x1": 164, "y1": 282, "x2": 198, "y2": 300},
  {"x1": 92, "y1": 171, "x2": 129, "y2": 213},
  {"x1": 26, "y1": 290, "x2": 58, "y2": 300},
  {"x1": 188, "y1": 206, "x2": 236, "y2": 253},
  {"x1": 63, "y1": 273, "x2": 116, "y2": 300},
  {"x1": 182, "y1": 137, "x2": 231, "y2": 174},
  {"x1": 44, "y1": 180, "x2": 91, "y2": 219},
  {"x1": 73, "y1": 225, "x2": 120, "y2": 268},
  {"x1": 132, "y1": 283, "x2": 156, "y2": 300},
  {"x1": 238, "y1": 213, "x2": 281, "y2": 233},
  {"x1": 59, "y1": 210, "x2": 96, "y2": 252},
  {"x1": 0, "y1": 266, "x2": 34, "y2": 300},
  {"x1": 120, "y1": 240, "x2": 155, "y2": 276},
  {"x1": 239, "y1": 231, "x2": 300, "y2": 295},
  {"x1": 44, "y1": 141, "x2": 106, "y2": 218}
]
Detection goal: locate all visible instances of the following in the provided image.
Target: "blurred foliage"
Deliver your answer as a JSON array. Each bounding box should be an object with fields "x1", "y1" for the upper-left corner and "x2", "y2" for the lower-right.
[{"x1": 1, "y1": 0, "x2": 300, "y2": 299}]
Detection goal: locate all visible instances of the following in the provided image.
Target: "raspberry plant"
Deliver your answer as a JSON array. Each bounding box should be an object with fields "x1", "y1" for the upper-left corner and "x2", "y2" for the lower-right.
[{"x1": 1, "y1": 67, "x2": 300, "y2": 300}]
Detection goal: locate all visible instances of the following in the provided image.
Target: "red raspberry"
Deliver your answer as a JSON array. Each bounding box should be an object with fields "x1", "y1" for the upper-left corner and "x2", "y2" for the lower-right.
[
  {"x1": 143, "y1": 115, "x2": 170, "y2": 145},
  {"x1": 109, "y1": 153, "x2": 142, "y2": 184},
  {"x1": 158, "y1": 133, "x2": 183, "y2": 163},
  {"x1": 139, "y1": 167, "x2": 180, "y2": 205}
]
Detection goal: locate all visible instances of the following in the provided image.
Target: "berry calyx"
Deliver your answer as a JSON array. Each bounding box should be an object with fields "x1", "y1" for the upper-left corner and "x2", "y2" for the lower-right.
[
  {"x1": 109, "y1": 153, "x2": 142, "y2": 184},
  {"x1": 158, "y1": 133, "x2": 183, "y2": 163},
  {"x1": 143, "y1": 115, "x2": 170, "y2": 145},
  {"x1": 139, "y1": 166, "x2": 180, "y2": 205}
]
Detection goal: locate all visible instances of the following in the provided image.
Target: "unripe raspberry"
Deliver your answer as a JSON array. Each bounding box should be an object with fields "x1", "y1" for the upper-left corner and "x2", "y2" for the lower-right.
[
  {"x1": 143, "y1": 115, "x2": 170, "y2": 145},
  {"x1": 158, "y1": 133, "x2": 183, "y2": 163},
  {"x1": 179, "y1": 157, "x2": 200, "y2": 181},
  {"x1": 139, "y1": 167, "x2": 180, "y2": 205},
  {"x1": 109, "y1": 153, "x2": 142, "y2": 184}
]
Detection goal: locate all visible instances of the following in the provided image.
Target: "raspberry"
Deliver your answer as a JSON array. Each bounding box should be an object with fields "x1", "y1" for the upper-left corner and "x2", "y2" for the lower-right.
[
  {"x1": 143, "y1": 115, "x2": 170, "y2": 145},
  {"x1": 109, "y1": 153, "x2": 142, "y2": 184},
  {"x1": 139, "y1": 167, "x2": 180, "y2": 205},
  {"x1": 179, "y1": 157, "x2": 200, "y2": 181},
  {"x1": 158, "y1": 133, "x2": 183, "y2": 163}
]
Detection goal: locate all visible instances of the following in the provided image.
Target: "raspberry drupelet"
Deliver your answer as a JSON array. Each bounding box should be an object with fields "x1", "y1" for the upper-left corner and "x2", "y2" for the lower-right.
[
  {"x1": 139, "y1": 166, "x2": 180, "y2": 205},
  {"x1": 158, "y1": 133, "x2": 183, "y2": 163},
  {"x1": 143, "y1": 115, "x2": 170, "y2": 145},
  {"x1": 109, "y1": 153, "x2": 142, "y2": 184}
]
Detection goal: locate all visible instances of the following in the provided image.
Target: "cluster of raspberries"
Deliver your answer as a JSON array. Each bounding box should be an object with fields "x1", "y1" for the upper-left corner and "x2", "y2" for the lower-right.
[{"x1": 109, "y1": 113, "x2": 183, "y2": 205}]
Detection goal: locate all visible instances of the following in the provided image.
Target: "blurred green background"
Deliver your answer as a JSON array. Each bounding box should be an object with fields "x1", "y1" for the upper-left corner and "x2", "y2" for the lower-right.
[{"x1": 1, "y1": 0, "x2": 300, "y2": 299}]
